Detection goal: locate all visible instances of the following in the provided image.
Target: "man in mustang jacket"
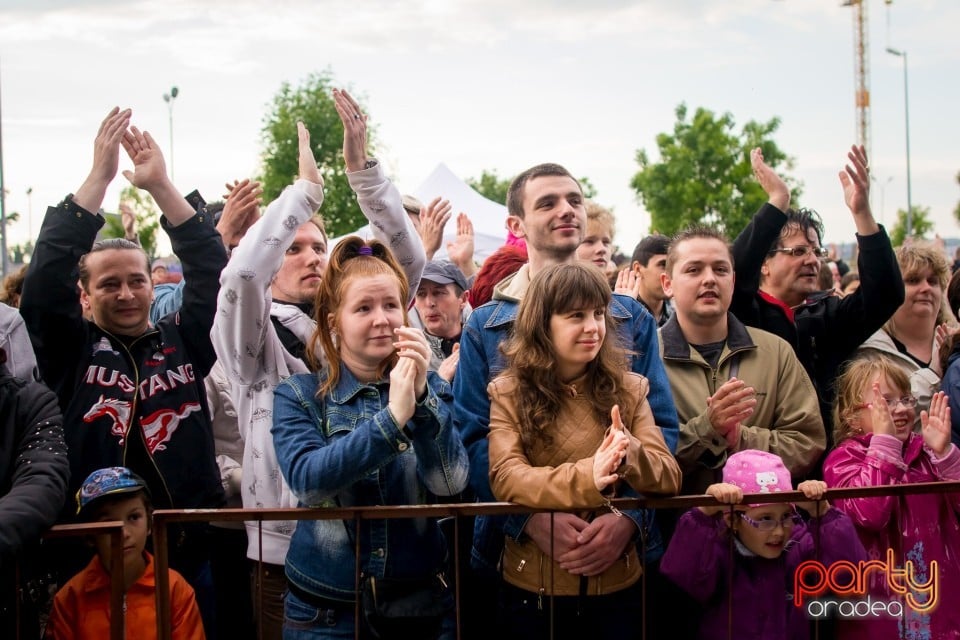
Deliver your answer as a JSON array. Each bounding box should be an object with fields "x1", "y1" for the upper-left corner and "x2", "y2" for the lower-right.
[{"x1": 21, "y1": 108, "x2": 226, "y2": 631}]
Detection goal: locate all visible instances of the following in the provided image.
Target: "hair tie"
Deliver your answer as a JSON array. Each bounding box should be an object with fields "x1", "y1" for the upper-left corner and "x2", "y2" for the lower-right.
[{"x1": 358, "y1": 246, "x2": 373, "y2": 256}]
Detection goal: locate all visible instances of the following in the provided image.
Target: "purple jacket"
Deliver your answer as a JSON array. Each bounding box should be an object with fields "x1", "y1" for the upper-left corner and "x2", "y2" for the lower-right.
[
  {"x1": 824, "y1": 433, "x2": 960, "y2": 640},
  {"x1": 660, "y1": 507, "x2": 866, "y2": 640}
]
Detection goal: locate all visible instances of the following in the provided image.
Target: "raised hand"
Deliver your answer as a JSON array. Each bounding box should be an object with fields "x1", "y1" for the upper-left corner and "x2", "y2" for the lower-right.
[
  {"x1": 74, "y1": 107, "x2": 131, "y2": 212},
  {"x1": 706, "y1": 378, "x2": 756, "y2": 447},
  {"x1": 614, "y1": 267, "x2": 641, "y2": 299},
  {"x1": 796, "y1": 480, "x2": 830, "y2": 517},
  {"x1": 121, "y1": 126, "x2": 169, "y2": 193},
  {"x1": 750, "y1": 147, "x2": 790, "y2": 212},
  {"x1": 296, "y1": 121, "x2": 324, "y2": 187},
  {"x1": 418, "y1": 197, "x2": 452, "y2": 260},
  {"x1": 217, "y1": 178, "x2": 262, "y2": 251},
  {"x1": 921, "y1": 391, "x2": 951, "y2": 456},
  {"x1": 332, "y1": 88, "x2": 368, "y2": 173},
  {"x1": 839, "y1": 144, "x2": 874, "y2": 221},
  {"x1": 446, "y1": 213, "x2": 476, "y2": 276},
  {"x1": 393, "y1": 326, "x2": 431, "y2": 400}
]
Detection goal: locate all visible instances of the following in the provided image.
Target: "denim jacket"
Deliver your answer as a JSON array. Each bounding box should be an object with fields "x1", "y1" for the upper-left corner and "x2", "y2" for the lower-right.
[
  {"x1": 454, "y1": 276, "x2": 679, "y2": 572},
  {"x1": 273, "y1": 367, "x2": 469, "y2": 601}
]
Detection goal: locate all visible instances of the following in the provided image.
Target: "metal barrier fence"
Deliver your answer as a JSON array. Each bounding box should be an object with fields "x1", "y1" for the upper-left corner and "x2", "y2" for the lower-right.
[{"x1": 35, "y1": 480, "x2": 960, "y2": 640}]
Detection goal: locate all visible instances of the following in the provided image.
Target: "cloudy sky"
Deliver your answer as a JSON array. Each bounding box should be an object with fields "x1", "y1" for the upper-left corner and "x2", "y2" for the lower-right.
[{"x1": 1, "y1": 0, "x2": 958, "y2": 258}]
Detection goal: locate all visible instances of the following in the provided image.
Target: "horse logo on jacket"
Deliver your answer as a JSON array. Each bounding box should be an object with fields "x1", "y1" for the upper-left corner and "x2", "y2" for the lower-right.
[{"x1": 140, "y1": 402, "x2": 202, "y2": 453}]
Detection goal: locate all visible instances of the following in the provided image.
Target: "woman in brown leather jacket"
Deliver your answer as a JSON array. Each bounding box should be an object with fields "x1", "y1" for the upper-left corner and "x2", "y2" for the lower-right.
[{"x1": 487, "y1": 262, "x2": 681, "y2": 639}]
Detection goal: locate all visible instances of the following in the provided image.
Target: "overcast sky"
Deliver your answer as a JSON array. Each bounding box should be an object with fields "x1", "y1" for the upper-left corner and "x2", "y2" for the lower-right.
[{"x1": 1, "y1": 0, "x2": 958, "y2": 258}]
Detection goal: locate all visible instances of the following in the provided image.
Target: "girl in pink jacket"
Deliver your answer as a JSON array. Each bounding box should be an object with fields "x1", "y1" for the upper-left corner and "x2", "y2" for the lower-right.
[{"x1": 824, "y1": 355, "x2": 960, "y2": 639}]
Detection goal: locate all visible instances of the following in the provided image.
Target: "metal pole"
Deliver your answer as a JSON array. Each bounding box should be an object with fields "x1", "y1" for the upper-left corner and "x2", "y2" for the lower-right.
[
  {"x1": 886, "y1": 47, "x2": 912, "y2": 237},
  {"x1": 902, "y1": 51, "x2": 912, "y2": 238}
]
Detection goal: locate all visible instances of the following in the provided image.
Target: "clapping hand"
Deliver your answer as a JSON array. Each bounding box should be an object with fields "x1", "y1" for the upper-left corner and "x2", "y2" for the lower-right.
[
  {"x1": 921, "y1": 391, "x2": 951, "y2": 456},
  {"x1": 593, "y1": 405, "x2": 629, "y2": 492},
  {"x1": 614, "y1": 268, "x2": 641, "y2": 299},
  {"x1": 333, "y1": 88, "x2": 368, "y2": 173}
]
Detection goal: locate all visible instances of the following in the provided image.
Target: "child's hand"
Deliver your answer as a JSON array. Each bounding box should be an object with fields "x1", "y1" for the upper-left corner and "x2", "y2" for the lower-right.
[
  {"x1": 921, "y1": 391, "x2": 952, "y2": 457},
  {"x1": 868, "y1": 383, "x2": 897, "y2": 437},
  {"x1": 796, "y1": 480, "x2": 830, "y2": 517},
  {"x1": 700, "y1": 482, "x2": 743, "y2": 516}
]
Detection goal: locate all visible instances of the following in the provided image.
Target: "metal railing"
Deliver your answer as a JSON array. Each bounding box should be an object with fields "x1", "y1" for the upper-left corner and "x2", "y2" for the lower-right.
[{"x1": 35, "y1": 480, "x2": 960, "y2": 640}]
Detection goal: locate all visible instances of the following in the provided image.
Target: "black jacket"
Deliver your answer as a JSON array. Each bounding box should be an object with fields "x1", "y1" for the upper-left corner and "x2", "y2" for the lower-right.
[
  {"x1": 0, "y1": 364, "x2": 68, "y2": 634},
  {"x1": 21, "y1": 197, "x2": 227, "y2": 515},
  {"x1": 730, "y1": 203, "x2": 904, "y2": 442}
]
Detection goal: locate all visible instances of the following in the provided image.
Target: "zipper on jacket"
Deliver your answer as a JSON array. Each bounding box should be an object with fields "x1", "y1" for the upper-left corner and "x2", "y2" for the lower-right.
[
  {"x1": 602, "y1": 497, "x2": 623, "y2": 517},
  {"x1": 537, "y1": 554, "x2": 545, "y2": 610},
  {"x1": 110, "y1": 329, "x2": 176, "y2": 510}
]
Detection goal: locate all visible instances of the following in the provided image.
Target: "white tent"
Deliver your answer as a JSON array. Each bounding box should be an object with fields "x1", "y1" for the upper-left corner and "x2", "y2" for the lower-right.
[{"x1": 332, "y1": 162, "x2": 509, "y2": 263}]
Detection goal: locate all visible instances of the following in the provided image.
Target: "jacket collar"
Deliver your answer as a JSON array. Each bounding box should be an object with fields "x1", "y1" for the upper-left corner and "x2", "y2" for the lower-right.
[
  {"x1": 325, "y1": 364, "x2": 387, "y2": 405},
  {"x1": 83, "y1": 551, "x2": 155, "y2": 593},
  {"x1": 661, "y1": 312, "x2": 755, "y2": 361}
]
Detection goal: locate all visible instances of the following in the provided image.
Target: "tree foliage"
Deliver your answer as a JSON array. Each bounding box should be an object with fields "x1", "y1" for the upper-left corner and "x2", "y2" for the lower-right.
[
  {"x1": 467, "y1": 170, "x2": 511, "y2": 206},
  {"x1": 890, "y1": 205, "x2": 934, "y2": 247},
  {"x1": 259, "y1": 71, "x2": 377, "y2": 237},
  {"x1": 630, "y1": 104, "x2": 801, "y2": 238},
  {"x1": 100, "y1": 185, "x2": 161, "y2": 259}
]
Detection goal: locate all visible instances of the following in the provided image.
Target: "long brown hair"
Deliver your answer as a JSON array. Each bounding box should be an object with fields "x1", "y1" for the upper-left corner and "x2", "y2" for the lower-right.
[
  {"x1": 307, "y1": 236, "x2": 409, "y2": 395},
  {"x1": 500, "y1": 263, "x2": 627, "y2": 448}
]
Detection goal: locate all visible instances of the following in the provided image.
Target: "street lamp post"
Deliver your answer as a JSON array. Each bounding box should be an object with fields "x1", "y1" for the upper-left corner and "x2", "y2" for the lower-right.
[
  {"x1": 886, "y1": 47, "x2": 912, "y2": 238},
  {"x1": 162, "y1": 86, "x2": 179, "y2": 182}
]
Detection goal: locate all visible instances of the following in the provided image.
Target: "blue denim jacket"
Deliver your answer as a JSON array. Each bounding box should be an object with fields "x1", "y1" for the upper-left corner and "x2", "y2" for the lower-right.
[
  {"x1": 273, "y1": 367, "x2": 469, "y2": 601},
  {"x1": 454, "y1": 292, "x2": 679, "y2": 571}
]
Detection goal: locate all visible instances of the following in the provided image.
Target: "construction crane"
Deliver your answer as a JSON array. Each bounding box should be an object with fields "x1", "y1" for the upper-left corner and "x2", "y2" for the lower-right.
[
  {"x1": 842, "y1": 0, "x2": 895, "y2": 163},
  {"x1": 842, "y1": 0, "x2": 871, "y2": 160}
]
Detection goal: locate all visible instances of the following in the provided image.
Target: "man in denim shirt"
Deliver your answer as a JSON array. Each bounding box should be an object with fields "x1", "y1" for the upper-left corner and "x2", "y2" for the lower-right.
[{"x1": 453, "y1": 162, "x2": 679, "y2": 638}]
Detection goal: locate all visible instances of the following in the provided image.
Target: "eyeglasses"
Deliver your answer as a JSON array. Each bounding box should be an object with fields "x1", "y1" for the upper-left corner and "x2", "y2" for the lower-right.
[
  {"x1": 737, "y1": 511, "x2": 802, "y2": 531},
  {"x1": 767, "y1": 245, "x2": 830, "y2": 260},
  {"x1": 858, "y1": 395, "x2": 918, "y2": 409}
]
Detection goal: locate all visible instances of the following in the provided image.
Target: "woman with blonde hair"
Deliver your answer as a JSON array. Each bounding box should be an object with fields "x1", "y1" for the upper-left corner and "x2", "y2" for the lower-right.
[{"x1": 859, "y1": 242, "x2": 951, "y2": 423}]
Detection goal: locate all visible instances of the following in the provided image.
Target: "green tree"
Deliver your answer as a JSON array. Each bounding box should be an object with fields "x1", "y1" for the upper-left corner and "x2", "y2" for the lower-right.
[
  {"x1": 100, "y1": 185, "x2": 161, "y2": 259},
  {"x1": 890, "y1": 205, "x2": 934, "y2": 247},
  {"x1": 467, "y1": 169, "x2": 598, "y2": 207},
  {"x1": 630, "y1": 104, "x2": 801, "y2": 237},
  {"x1": 467, "y1": 169, "x2": 511, "y2": 205},
  {"x1": 259, "y1": 71, "x2": 377, "y2": 237}
]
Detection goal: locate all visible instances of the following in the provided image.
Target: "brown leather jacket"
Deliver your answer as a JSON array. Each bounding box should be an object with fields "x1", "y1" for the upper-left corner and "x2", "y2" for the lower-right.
[{"x1": 487, "y1": 372, "x2": 681, "y2": 596}]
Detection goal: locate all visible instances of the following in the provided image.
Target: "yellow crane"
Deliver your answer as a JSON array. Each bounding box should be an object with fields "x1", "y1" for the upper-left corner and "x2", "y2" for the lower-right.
[{"x1": 842, "y1": 0, "x2": 895, "y2": 162}]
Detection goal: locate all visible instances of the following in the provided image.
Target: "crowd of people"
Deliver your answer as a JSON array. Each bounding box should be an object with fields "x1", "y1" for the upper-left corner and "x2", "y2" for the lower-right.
[{"x1": 1, "y1": 96, "x2": 959, "y2": 640}]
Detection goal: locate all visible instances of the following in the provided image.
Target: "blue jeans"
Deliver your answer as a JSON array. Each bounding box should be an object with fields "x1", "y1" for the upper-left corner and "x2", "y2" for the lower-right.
[{"x1": 283, "y1": 590, "x2": 356, "y2": 640}]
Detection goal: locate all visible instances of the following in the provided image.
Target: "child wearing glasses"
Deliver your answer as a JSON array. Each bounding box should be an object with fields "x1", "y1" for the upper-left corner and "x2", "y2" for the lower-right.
[
  {"x1": 660, "y1": 449, "x2": 865, "y2": 640},
  {"x1": 824, "y1": 355, "x2": 960, "y2": 639}
]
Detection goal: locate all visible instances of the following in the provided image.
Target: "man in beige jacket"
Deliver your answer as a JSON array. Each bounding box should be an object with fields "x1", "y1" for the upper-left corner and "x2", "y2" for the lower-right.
[{"x1": 659, "y1": 226, "x2": 826, "y2": 495}]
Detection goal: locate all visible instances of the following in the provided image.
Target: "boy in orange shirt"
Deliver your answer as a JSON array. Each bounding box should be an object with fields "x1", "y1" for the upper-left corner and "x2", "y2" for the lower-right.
[{"x1": 45, "y1": 467, "x2": 204, "y2": 640}]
